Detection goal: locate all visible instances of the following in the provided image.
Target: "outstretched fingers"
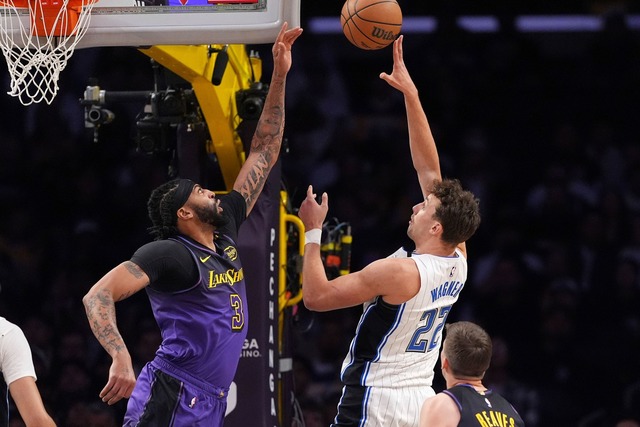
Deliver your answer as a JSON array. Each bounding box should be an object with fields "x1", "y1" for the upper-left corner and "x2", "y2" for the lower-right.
[
  {"x1": 272, "y1": 23, "x2": 303, "y2": 77},
  {"x1": 320, "y1": 191, "x2": 328, "y2": 209},
  {"x1": 306, "y1": 184, "x2": 316, "y2": 201},
  {"x1": 284, "y1": 27, "x2": 303, "y2": 46},
  {"x1": 379, "y1": 35, "x2": 417, "y2": 96},
  {"x1": 306, "y1": 185, "x2": 328, "y2": 207},
  {"x1": 380, "y1": 36, "x2": 404, "y2": 84},
  {"x1": 393, "y1": 34, "x2": 404, "y2": 63},
  {"x1": 299, "y1": 185, "x2": 329, "y2": 230},
  {"x1": 273, "y1": 22, "x2": 303, "y2": 53}
]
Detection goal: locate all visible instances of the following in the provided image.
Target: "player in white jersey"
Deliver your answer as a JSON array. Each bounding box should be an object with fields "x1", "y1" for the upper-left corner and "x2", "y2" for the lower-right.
[
  {"x1": 0, "y1": 317, "x2": 56, "y2": 427},
  {"x1": 298, "y1": 35, "x2": 481, "y2": 427}
]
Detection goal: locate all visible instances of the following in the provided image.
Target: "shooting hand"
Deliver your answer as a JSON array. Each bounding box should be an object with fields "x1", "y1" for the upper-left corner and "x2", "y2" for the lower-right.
[{"x1": 379, "y1": 35, "x2": 418, "y2": 97}]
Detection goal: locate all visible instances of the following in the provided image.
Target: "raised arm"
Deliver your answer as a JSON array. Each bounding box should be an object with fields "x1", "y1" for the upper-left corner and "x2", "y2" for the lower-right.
[
  {"x1": 379, "y1": 35, "x2": 441, "y2": 198},
  {"x1": 233, "y1": 22, "x2": 303, "y2": 215},
  {"x1": 82, "y1": 261, "x2": 149, "y2": 405},
  {"x1": 298, "y1": 185, "x2": 421, "y2": 310}
]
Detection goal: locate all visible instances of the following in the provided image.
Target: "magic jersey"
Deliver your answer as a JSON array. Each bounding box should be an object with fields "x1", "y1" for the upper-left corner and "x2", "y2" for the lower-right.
[
  {"x1": 334, "y1": 247, "x2": 467, "y2": 426},
  {"x1": 444, "y1": 384, "x2": 525, "y2": 427},
  {"x1": 341, "y1": 247, "x2": 467, "y2": 388}
]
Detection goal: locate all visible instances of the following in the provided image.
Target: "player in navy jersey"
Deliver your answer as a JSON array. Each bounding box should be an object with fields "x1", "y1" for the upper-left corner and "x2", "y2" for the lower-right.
[
  {"x1": 297, "y1": 36, "x2": 481, "y2": 427},
  {"x1": 420, "y1": 321, "x2": 525, "y2": 427},
  {"x1": 82, "y1": 22, "x2": 302, "y2": 427}
]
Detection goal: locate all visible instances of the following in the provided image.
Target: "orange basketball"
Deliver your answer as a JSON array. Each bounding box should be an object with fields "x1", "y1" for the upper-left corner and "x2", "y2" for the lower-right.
[{"x1": 340, "y1": 0, "x2": 402, "y2": 50}]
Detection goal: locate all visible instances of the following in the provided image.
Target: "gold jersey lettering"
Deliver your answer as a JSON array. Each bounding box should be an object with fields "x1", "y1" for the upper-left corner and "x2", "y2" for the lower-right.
[
  {"x1": 489, "y1": 410, "x2": 500, "y2": 426},
  {"x1": 475, "y1": 411, "x2": 515, "y2": 427},
  {"x1": 208, "y1": 268, "x2": 244, "y2": 288},
  {"x1": 475, "y1": 413, "x2": 490, "y2": 427},
  {"x1": 482, "y1": 411, "x2": 493, "y2": 426}
]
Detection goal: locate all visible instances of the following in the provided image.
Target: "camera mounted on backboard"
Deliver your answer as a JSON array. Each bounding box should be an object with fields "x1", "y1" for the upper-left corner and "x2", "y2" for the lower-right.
[
  {"x1": 135, "y1": 88, "x2": 201, "y2": 154},
  {"x1": 235, "y1": 82, "x2": 269, "y2": 120}
]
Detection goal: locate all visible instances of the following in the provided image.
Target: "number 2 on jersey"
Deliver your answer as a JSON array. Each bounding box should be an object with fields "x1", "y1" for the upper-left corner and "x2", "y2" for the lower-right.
[{"x1": 406, "y1": 305, "x2": 452, "y2": 353}]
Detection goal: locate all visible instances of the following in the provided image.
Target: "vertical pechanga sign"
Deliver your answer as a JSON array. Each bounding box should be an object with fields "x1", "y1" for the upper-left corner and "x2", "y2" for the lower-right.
[{"x1": 226, "y1": 161, "x2": 281, "y2": 427}]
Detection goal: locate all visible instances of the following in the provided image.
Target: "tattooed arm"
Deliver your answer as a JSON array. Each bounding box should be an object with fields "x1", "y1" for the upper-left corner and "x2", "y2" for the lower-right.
[
  {"x1": 233, "y1": 22, "x2": 302, "y2": 216},
  {"x1": 82, "y1": 261, "x2": 149, "y2": 405}
]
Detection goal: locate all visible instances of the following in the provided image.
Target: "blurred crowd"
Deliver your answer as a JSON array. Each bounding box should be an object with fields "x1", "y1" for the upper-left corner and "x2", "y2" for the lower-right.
[
  {"x1": 1, "y1": 3, "x2": 640, "y2": 427},
  {"x1": 286, "y1": 8, "x2": 640, "y2": 427}
]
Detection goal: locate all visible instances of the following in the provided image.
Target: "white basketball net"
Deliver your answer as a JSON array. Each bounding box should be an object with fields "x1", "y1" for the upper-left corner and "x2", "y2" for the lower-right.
[{"x1": 0, "y1": 0, "x2": 97, "y2": 105}]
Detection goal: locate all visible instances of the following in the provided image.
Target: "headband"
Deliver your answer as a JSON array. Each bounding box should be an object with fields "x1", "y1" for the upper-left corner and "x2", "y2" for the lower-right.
[{"x1": 169, "y1": 178, "x2": 196, "y2": 216}]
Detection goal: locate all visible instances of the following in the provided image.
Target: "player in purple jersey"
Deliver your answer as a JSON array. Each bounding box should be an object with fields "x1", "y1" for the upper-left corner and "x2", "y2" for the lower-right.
[
  {"x1": 82, "y1": 22, "x2": 302, "y2": 427},
  {"x1": 419, "y1": 321, "x2": 525, "y2": 427}
]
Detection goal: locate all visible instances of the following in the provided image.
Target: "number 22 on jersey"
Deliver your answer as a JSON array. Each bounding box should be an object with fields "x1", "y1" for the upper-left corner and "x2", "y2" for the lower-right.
[{"x1": 406, "y1": 305, "x2": 452, "y2": 353}]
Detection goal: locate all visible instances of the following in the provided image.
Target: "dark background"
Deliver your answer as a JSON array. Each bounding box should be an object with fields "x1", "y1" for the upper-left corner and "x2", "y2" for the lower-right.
[{"x1": 1, "y1": 0, "x2": 640, "y2": 425}]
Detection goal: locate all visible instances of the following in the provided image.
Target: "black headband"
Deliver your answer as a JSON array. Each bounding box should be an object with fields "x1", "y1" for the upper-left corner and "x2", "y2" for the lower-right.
[{"x1": 169, "y1": 179, "x2": 196, "y2": 216}]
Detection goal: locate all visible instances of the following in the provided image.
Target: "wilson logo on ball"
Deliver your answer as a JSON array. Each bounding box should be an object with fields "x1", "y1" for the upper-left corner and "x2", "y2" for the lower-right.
[{"x1": 371, "y1": 26, "x2": 397, "y2": 41}]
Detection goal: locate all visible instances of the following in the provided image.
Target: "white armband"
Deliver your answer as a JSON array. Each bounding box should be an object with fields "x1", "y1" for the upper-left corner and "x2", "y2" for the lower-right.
[{"x1": 304, "y1": 228, "x2": 322, "y2": 245}]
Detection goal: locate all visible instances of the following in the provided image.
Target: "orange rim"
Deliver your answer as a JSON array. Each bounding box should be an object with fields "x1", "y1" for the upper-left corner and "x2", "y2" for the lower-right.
[{"x1": 29, "y1": 0, "x2": 97, "y2": 36}]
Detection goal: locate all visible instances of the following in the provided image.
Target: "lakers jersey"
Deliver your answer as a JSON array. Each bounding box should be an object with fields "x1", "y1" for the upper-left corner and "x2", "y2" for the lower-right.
[
  {"x1": 444, "y1": 384, "x2": 525, "y2": 427},
  {"x1": 146, "y1": 234, "x2": 248, "y2": 388}
]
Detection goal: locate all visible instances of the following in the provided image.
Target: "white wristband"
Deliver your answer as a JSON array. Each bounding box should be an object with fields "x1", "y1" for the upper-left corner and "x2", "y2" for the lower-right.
[{"x1": 304, "y1": 228, "x2": 322, "y2": 245}]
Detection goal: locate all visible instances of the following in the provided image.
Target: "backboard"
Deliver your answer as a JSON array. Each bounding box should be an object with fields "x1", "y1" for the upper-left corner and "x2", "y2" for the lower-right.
[{"x1": 0, "y1": 0, "x2": 301, "y2": 48}]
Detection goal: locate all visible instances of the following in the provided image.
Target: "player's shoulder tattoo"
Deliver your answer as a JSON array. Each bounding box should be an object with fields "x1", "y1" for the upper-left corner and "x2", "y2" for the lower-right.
[{"x1": 124, "y1": 261, "x2": 146, "y2": 279}]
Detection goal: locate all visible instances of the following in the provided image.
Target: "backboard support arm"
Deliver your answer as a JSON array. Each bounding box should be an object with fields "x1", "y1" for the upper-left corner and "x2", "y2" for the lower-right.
[{"x1": 139, "y1": 44, "x2": 262, "y2": 190}]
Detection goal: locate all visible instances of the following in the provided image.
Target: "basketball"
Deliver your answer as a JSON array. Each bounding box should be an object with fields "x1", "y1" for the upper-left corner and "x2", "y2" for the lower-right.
[{"x1": 340, "y1": 0, "x2": 402, "y2": 50}]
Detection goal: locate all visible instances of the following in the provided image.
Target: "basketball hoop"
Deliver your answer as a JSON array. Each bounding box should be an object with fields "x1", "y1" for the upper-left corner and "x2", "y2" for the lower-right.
[{"x1": 0, "y1": 0, "x2": 98, "y2": 105}]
